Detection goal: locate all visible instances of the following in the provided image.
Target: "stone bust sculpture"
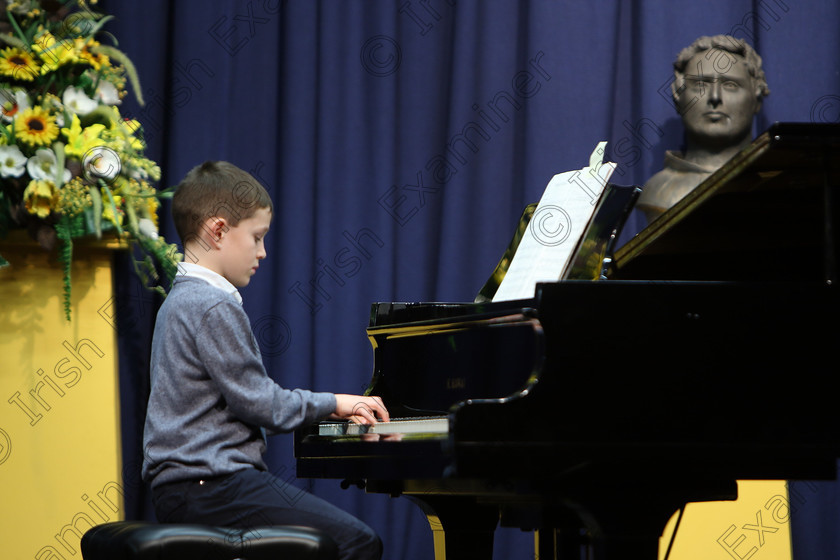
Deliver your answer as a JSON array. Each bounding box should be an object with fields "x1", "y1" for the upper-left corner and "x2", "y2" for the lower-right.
[{"x1": 636, "y1": 35, "x2": 770, "y2": 222}]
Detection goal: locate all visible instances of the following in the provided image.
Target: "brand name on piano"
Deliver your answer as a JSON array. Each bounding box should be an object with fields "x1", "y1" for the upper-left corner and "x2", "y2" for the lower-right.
[{"x1": 446, "y1": 377, "x2": 466, "y2": 390}]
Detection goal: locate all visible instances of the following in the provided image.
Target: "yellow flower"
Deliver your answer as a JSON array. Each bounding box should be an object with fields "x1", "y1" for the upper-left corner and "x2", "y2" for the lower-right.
[
  {"x1": 14, "y1": 106, "x2": 59, "y2": 146},
  {"x1": 104, "y1": 107, "x2": 145, "y2": 151},
  {"x1": 60, "y1": 113, "x2": 106, "y2": 157},
  {"x1": 55, "y1": 177, "x2": 93, "y2": 217},
  {"x1": 23, "y1": 179, "x2": 57, "y2": 218},
  {"x1": 31, "y1": 32, "x2": 109, "y2": 74},
  {"x1": 116, "y1": 177, "x2": 159, "y2": 224},
  {"x1": 0, "y1": 47, "x2": 40, "y2": 81},
  {"x1": 32, "y1": 32, "x2": 78, "y2": 73},
  {"x1": 102, "y1": 128, "x2": 143, "y2": 154},
  {"x1": 102, "y1": 191, "x2": 124, "y2": 227},
  {"x1": 121, "y1": 117, "x2": 142, "y2": 135},
  {"x1": 143, "y1": 195, "x2": 160, "y2": 227},
  {"x1": 109, "y1": 174, "x2": 131, "y2": 194}
]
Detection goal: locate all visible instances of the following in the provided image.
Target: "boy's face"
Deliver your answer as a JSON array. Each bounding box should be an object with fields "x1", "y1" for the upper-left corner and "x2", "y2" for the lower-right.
[{"x1": 218, "y1": 206, "x2": 272, "y2": 287}]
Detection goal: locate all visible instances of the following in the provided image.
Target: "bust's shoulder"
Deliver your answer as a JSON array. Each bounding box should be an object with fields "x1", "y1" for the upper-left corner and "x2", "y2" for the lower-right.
[
  {"x1": 642, "y1": 167, "x2": 673, "y2": 192},
  {"x1": 638, "y1": 151, "x2": 716, "y2": 219}
]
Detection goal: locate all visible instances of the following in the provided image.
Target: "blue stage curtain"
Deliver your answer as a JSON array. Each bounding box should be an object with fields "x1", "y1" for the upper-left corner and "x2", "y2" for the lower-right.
[{"x1": 101, "y1": 1, "x2": 840, "y2": 558}]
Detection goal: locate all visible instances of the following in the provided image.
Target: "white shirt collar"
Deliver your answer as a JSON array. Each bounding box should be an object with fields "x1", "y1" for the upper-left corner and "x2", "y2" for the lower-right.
[{"x1": 177, "y1": 261, "x2": 243, "y2": 305}]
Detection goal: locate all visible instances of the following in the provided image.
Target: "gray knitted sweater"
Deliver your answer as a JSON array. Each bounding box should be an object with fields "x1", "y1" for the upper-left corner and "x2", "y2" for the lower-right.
[{"x1": 142, "y1": 276, "x2": 336, "y2": 488}]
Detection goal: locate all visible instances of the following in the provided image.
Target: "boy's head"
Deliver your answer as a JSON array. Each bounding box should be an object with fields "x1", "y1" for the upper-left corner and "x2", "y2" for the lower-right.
[
  {"x1": 173, "y1": 161, "x2": 273, "y2": 287},
  {"x1": 173, "y1": 161, "x2": 273, "y2": 242}
]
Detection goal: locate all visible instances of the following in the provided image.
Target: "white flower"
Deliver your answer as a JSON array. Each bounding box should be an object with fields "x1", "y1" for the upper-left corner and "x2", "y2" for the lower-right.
[
  {"x1": 138, "y1": 218, "x2": 158, "y2": 240},
  {"x1": 0, "y1": 144, "x2": 27, "y2": 178},
  {"x1": 62, "y1": 86, "x2": 98, "y2": 116},
  {"x1": 94, "y1": 80, "x2": 121, "y2": 105},
  {"x1": 1, "y1": 88, "x2": 30, "y2": 123},
  {"x1": 26, "y1": 148, "x2": 71, "y2": 184},
  {"x1": 127, "y1": 165, "x2": 149, "y2": 180},
  {"x1": 46, "y1": 95, "x2": 65, "y2": 127}
]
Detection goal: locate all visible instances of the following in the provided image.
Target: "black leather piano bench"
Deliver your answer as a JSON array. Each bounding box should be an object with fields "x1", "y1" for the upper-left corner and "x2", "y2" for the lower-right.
[{"x1": 80, "y1": 521, "x2": 339, "y2": 560}]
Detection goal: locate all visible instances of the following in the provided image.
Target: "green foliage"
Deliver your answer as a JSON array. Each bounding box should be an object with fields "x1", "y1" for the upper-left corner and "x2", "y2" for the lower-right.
[
  {"x1": 132, "y1": 234, "x2": 179, "y2": 299},
  {"x1": 54, "y1": 213, "x2": 85, "y2": 321}
]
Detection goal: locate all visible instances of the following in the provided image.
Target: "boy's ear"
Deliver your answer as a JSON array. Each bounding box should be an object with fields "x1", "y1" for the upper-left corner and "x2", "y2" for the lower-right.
[{"x1": 201, "y1": 216, "x2": 229, "y2": 247}]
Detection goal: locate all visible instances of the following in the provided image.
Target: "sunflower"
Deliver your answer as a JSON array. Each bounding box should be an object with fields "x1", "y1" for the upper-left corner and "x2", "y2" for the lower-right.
[
  {"x1": 78, "y1": 39, "x2": 110, "y2": 71},
  {"x1": 0, "y1": 47, "x2": 40, "y2": 82},
  {"x1": 15, "y1": 105, "x2": 60, "y2": 146}
]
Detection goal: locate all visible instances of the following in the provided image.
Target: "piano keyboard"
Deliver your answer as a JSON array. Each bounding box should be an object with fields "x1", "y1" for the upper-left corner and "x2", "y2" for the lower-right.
[{"x1": 318, "y1": 416, "x2": 449, "y2": 436}]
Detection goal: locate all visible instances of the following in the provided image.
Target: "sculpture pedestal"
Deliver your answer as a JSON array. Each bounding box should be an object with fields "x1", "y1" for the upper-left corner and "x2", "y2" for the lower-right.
[{"x1": 0, "y1": 232, "x2": 125, "y2": 560}]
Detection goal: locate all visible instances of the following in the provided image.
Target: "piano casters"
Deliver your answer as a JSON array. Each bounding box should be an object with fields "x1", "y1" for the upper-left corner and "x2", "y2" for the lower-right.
[{"x1": 405, "y1": 495, "x2": 499, "y2": 560}]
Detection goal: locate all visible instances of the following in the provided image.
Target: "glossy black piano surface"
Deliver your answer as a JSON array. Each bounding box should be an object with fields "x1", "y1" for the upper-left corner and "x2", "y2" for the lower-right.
[{"x1": 295, "y1": 123, "x2": 840, "y2": 560}]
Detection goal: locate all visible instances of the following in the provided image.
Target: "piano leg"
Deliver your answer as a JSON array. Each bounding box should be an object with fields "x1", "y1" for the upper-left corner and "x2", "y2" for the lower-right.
[
  {"x1": 535, "y1": 527, "x2": 586, "y2": 560},
  {"x1": 406, "y1": 495, "x2": 499, "y2": 560}
]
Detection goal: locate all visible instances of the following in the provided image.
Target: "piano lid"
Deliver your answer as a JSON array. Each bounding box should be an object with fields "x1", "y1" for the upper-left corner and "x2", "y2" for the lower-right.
[{"x1": 612, "y1": 122, "x2": 840, "y2": 282}]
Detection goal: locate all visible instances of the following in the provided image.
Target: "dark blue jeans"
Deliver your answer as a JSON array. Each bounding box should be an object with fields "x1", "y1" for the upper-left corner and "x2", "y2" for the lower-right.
[{"x1": 151, "y1": 468, "x2": 382, "y2": 560}]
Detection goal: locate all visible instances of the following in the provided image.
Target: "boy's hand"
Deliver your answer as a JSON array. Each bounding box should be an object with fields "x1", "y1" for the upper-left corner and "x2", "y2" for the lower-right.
[{"x1": 332, "y1": 394, "x2": 390, "y2": 425}]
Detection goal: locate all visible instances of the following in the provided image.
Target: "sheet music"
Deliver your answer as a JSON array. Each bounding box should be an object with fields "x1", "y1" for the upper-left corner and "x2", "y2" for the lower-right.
[{"x1": 492, "y1": 142, "x2": 616, "y2": 302}]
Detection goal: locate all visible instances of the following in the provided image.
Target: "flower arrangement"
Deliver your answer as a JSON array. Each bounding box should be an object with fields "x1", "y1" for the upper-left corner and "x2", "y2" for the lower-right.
[{"x1": 0, "y1": 0, "x2": 179, "y2": 319}]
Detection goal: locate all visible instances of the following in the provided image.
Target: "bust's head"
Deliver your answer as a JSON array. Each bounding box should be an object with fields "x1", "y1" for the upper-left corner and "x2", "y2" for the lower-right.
[{"x1": 671, "y1": 35, "x2": 769, "y2": 150}]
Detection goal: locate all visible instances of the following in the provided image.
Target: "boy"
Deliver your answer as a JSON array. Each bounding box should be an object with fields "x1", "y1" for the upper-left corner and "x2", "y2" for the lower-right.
[{"x1": 142, "y1": 161, "x2": 389, "y2": 560}]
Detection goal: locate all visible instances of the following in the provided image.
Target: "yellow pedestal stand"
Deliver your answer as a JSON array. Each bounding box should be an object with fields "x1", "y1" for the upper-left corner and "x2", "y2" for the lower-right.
[
  {"x1": 0, "y1": 232, "x2": 125, "y2": 560},
  {"x1": 659, "y1": 480, "x2": 792, "y2": 560}
]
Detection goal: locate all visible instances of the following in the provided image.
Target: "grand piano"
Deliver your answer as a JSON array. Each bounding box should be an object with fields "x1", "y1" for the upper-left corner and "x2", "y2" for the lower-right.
[{"x1": 295, "y1": 123, "x2": 840, "y2": 559}]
